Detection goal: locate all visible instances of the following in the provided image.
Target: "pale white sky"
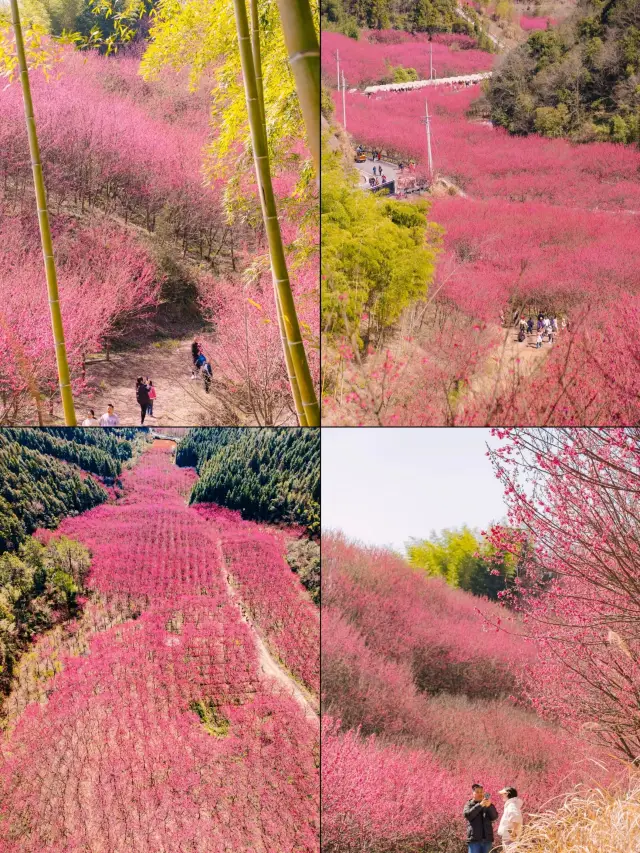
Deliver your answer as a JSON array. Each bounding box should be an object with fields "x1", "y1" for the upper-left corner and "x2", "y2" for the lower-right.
[{"x1": 321, "y1": 429, "x2": 508, "y2": 552}]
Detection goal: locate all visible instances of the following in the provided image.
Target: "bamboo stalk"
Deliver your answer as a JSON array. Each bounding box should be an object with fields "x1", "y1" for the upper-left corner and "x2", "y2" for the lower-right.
[
  {"x1": 274, "y1": 0, "x2": 320, "y2": 175},
  {"x1": 232, "y1": 0, "x2": 319, "y2": 425},
  {"x1": 249, "y1": 0, "x2": 307, "y2": 426},
  {"x1": 9, "y1": 0, "x2": 77, "y2": 426}
]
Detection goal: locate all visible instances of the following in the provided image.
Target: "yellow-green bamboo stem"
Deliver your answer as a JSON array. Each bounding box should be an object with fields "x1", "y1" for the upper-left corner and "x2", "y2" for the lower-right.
[
  {"x1": 249, "y1": 0, "x2": 307, "y2": 426},
  {"x1": 232, "y1": 0, "x2": 319, "y2": 425},
  {"x1": 9, "y1": 0, "x2": 76, "y2": 426},
  {"x1": 274, "y1": 0, "x2": 320, "y2": 176}
]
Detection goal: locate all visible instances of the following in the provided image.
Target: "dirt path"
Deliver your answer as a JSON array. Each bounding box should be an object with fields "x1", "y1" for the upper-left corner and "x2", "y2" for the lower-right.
[
  {"x1": 469, "y1": 324, "x2": 553, "y2": 403},
  {"x1": 217, "y1": 540, "x2": 318, "y2": 723},
  {"x1": 52, "y1": 333, "x2": 220, "y2": 426}
]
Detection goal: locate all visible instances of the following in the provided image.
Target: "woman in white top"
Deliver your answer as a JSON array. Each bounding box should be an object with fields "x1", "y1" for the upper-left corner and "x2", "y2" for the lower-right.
[
  {"x1": 82, "y1": 409, "x2": 99, "y2": 426},
  {"x1": 498, "y1": 787, "x2": 523, "y2": 848}
]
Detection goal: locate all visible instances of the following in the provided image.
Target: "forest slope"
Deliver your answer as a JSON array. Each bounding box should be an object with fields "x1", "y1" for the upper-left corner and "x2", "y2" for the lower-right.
[{"x1": 489, "y1": 0, "x2": 640, "y2": 142}]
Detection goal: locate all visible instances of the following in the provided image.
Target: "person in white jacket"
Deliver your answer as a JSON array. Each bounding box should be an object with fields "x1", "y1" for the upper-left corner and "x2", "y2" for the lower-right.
[{"x1": 498, "y1": 787, "x2": 523, "y2": 848}]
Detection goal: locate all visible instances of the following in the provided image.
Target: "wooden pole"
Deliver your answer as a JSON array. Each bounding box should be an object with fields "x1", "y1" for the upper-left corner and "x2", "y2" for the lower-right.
[
  {"x1": 425, "y1": 99, "x2": 433, "y2": 180},
  {"x1": 232, "y1": 0, "x2": 319, "y2": 425},
  {"x1": 9, "y1": 0, "x2": 76, "y2": 425}
]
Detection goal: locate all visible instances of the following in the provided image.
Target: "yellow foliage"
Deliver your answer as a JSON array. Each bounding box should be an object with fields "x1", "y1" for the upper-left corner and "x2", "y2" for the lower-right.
[{"x1": 141, "y1": 0, "x2": 317, "y2": 182}]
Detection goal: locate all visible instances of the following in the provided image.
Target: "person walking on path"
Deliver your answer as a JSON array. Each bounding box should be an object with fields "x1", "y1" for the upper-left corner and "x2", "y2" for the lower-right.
[
  {"x1": 464, "y1": 784, "x2": 498, "y2": 853},
  {"x1": 498, "y1": 787, "x2": 523, "y2": 849},
  {"x1": 202, "y1": 359, "x2": 213, "y2": 394},
  {"x1": 147, "y1": 380, "x2": 156, "y2": 417},
  {"x1": 191, "y1": 338, "x2": 202, "y2": 378},
  {"x1": 99, "y1": 404, "x2": 119, "y2": 426},
  {"x1": 82, "y1": 409, "x2": 99, "y2": 426},
  {"x1": 135, "y1": 377, "x2": 151, "y2": 425},
  {"x1": 536, "y1": 332, "x2": 543, "y2": 349}
]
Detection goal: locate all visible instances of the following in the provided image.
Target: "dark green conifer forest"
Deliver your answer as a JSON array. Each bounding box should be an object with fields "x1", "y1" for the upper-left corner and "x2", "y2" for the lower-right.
[
  {"x1": 177, "y1": 428, "x2": 320, "y2": 534},
  {"x1": 0, "y1": 429, "x2": 134, "y2": 698}
]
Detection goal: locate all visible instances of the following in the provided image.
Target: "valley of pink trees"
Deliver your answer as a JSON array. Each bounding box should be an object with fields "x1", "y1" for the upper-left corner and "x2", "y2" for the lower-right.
[
  {"x1": 0, "y1": 442, "x2": 319, "y2": 852},
  {"x1": 323, "y1": 33, "x2": 640, "y2": 424},
  {"x1": 321, "y1": 532, "x2": 617, "y2": 852},
  {"x1": 1, "y1": 49, "x2": 318, "y2": 423},
  {"x1": 322, "y1": 31, "x2": 494, "y2": 86}
]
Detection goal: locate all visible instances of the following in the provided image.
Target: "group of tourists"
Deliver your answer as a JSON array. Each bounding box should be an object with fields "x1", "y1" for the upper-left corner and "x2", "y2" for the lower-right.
[
  {"x1": 371, "y1": 164, "x2": 387, "y2": 182},
  {"x1": 464, "y1": 784, "x2": 524, "y2": 853},
  {"x1": 191, "y1": 338, "x2": 213, "y2": 393},
  {"x1": 77, "y1": 338, "x2": 212, "y2": 428},
  {"x1": 79, "y1": 377, "x2": 156, "y2": 428},
  {"x1": 503, "y1": 309, "x2": 567, "y2": 348}
]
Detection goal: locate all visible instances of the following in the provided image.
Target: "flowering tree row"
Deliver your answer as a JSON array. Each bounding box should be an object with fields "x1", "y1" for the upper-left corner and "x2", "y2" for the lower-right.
[
  {"x1": 322, "y1": 31, "x2": 494, "y2": 87},
  {"x1": 0, "y1": 50, "x2": 234, "y2": 266},
  {"x1": 195, "y1": 504, "x2": 320, "y2": 695},
  {"x1": 334, "y1": 85, "x2": 640, "y2": 210},
  {"x1": 0, "y1": 443, "x2": 319, "y2": 851},
  {"x1": 519, "y1": 15, "x2": 557, "y2": 30},
  {"x1": 364, "y1": 29, "x2": 480, "y2": 47}
]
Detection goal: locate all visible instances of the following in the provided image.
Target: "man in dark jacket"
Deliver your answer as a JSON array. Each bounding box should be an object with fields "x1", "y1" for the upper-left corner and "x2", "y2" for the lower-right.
[{"x1": 463, "y1": 783, "x2": 499, "y2": 853}]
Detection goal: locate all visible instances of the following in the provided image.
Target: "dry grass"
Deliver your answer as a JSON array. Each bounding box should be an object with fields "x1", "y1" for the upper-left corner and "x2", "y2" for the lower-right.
[{"x1": 513, "y1": 776, "x2": 640, "y2": 853}]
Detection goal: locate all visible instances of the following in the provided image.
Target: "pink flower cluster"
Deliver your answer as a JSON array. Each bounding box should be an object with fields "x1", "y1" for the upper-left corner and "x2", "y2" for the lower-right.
[
  {"x1": 486, "y1": 429, "x2": 640, "y2": 761},
  {"x1": 0, "y1": 443, "x2": 319, "y2": 851},
  {"x1": 0, "y1": 215, "x2": 160, "y2": 407}
]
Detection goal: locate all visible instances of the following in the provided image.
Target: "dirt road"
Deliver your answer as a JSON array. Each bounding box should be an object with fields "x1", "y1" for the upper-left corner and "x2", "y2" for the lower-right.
[{"x1": 53, "y1": 334, "x2": 217, "y2": 426}]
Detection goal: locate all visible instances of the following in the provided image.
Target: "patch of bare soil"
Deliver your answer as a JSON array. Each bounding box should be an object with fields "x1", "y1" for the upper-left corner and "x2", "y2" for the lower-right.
[{"x1": 468, "y1": 324, "x2": 552, "y2": 402}]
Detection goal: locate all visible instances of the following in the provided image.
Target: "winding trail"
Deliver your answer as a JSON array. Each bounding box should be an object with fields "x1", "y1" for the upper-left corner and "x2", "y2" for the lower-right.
[{"x1": 216, "y1": 538, "x2": 319, "y2": 722}]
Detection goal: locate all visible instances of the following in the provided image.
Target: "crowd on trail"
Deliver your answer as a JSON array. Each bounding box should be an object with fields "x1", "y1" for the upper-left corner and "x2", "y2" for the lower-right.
[
  {"x1": 502, "y1": 309, "x2": 567, "y2": 349},
  {"x1": 464, "y1": 784, "x2": 524, "y2": 853},
  {"x1": 78, "y1": 337, "x2": 213, "y2": 427}
]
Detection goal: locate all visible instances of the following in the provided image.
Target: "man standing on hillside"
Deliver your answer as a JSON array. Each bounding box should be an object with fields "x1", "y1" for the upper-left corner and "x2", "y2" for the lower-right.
[{"x1": 463, "y1": 784, "x2": 499, "y2": 853}]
